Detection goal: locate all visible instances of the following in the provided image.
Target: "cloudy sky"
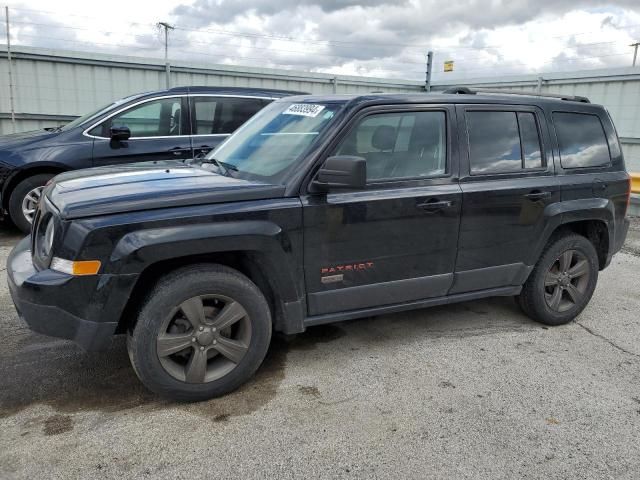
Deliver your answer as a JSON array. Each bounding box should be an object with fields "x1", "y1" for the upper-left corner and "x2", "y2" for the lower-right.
[{"x1": 2, "y1": 0, "x2": 640, "y2": 81}]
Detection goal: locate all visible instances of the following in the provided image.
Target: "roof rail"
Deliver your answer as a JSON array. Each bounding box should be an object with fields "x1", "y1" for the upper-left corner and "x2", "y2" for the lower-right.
[{"x1": 441, "y1": 86, "x2": 590, "y2": 103}]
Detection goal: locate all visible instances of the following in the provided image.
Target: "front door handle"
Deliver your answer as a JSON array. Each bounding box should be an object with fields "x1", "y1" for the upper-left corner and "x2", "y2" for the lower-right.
[
  {"x1": 416, "y1": 199, "x2": 453, "y2": 212},
  {"x1": 524, "y1": 191, "x2": 552, "y2": 201}
]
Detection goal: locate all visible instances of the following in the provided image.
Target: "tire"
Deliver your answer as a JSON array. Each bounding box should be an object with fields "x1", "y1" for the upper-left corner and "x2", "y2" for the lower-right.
[
  {"x1": 517, "y1": 233, "x2": 599, "y2": 326},
  {"x1": 127, "y1": 264, "x2": 272, "y2": 402},
  {"x1": 8, "y1": 174, "x2": 55, "y2": 233}
]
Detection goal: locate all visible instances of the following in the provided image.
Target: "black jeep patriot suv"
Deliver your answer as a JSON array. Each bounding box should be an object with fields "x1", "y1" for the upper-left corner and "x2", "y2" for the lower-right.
[{"x1": 8, "y1": 88, "x2": 631, "y2": 401}]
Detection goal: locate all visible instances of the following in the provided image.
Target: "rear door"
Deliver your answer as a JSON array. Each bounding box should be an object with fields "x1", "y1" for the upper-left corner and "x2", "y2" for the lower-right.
[
  {"x1": 89, "y1": 95, "x2": 192, "y2": 165},
  {"x1": 302, "y1": 105, "x2": 462, "y2": 316},
  {"x1": 189, "y1": 95, "x2": 270, "y2": 157},
  {"x1": 452, "y1": 104, "x2": 560, "y2": 294}
]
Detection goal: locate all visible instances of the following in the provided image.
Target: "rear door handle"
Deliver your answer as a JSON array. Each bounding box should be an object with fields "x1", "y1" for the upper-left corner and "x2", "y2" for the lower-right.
[
  {"x1": 416, "y1": 199, "x2": 453, "y2": 212},
  {"x1": 524, "y1": 191, "x2": 552, "y2": 200},
  {"x1": 169, "y1": 147, "x2": 189, "y2": 156}
]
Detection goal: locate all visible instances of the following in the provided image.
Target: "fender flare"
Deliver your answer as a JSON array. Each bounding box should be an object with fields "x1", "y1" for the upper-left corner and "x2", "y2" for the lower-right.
[
  {"x1": 530, "y1": 198, "x2": 614, "y2": 266},
  {"x1": 108, "y1": 220, "x2": 303, "y2": 305}
]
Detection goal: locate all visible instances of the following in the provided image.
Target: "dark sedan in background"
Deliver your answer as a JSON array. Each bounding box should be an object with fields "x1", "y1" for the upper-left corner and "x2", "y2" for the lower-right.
[{"x1": 0, "y1": 86, "x2": 304, "y2": 232}]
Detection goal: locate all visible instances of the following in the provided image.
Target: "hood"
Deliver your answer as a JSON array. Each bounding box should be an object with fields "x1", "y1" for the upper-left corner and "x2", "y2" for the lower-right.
[
  {"x1": 46, "y1": 161, "x2": 286, "y2": 219},
  {"x1": 0, "y1": 129, "x2": 60, "y2": 150}
]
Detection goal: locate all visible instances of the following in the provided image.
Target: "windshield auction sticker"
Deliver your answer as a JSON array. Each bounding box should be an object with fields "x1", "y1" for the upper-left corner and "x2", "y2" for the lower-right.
[{"x1": 283, "y1": 104, "x2": 326, "y2": 117}]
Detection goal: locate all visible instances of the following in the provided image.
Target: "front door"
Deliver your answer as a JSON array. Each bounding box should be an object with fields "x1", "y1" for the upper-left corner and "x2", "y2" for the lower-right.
[
  {"x1": 451, "y1": 105, "x2": 560, "y2": 294},
  {"x1": 302, "y1": 106, "x2": 462, "y2": 316},
  {"x1": 90, "y1": 96, "x2": 192, "y2": 165}
]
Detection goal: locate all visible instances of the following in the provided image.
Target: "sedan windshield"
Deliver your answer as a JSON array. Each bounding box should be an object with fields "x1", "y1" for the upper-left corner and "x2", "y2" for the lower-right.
[
  {"x1": 60, "y1": 94, "x2": 145, "y2": 131},
  {"x1": 207, "y1": 100, "x2": 345, "y2": 182}
]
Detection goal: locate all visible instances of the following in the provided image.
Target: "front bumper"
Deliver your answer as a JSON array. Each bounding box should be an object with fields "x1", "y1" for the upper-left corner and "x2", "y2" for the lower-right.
[{"x1": 7, "y1": 236, "x2": 137, "y2": 351}]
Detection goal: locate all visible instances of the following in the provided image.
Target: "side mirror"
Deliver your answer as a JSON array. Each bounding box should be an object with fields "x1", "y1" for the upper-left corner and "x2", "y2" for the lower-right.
[
  {"x1": 110, "y1": 124, "x2": 131, "y2": 141},
  {"x1": 313, "y1": 155, "x2": 366, "y2": 191}
]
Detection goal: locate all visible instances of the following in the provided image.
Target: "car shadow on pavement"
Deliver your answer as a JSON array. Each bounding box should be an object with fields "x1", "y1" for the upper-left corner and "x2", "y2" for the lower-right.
[{"x1": 0, "y1": 295, "x2": 537, "y2": 422}]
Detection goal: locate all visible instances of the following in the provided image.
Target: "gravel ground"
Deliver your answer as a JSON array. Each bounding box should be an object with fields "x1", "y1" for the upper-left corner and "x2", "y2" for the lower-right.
[{"x1": 1, "y1": 220, "x2": 639, "y2": 479}]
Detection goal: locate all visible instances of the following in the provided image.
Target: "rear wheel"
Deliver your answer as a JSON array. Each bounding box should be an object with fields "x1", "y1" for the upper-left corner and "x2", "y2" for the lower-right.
[
  {"x1": 8, "y1": 174, "x2": 55, "y2": 233},
  {"x1": 517, "y1": 233, "x2": 599, "y2": 326},
  {"x1": 127, "y1": 264, "x2": 272, "y2": 401}
]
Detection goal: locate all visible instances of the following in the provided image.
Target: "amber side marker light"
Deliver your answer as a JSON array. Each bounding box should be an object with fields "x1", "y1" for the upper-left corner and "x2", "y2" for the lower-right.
[{"x1": 50, "y1": 258, "x2": 102, "y2": 276}]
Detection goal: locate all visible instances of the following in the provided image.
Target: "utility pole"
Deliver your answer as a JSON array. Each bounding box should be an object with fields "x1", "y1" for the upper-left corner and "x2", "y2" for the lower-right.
[
  {"x1": 425, "y1": 50, "x2": 433, "y2": 92},
  {"x1": 631, "y1": 42, "x2": 640, "y2": 67},
  {"x1": 158, "y1": 22, "x2": 174, "y2": 88},
  {"x1": 5, "y1": 6, "x2": 16, "y2": 131}
]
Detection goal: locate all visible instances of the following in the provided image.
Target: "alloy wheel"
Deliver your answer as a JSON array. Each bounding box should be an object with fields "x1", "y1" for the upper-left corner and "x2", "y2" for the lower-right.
[
  {"x1": 21, "y1": 186, "x2": 44, "y2": 224},
  {"x1": 156, "y1": 294, "x2": 252, "y2": 383},
  {"x1": 544, "y1": 249, "x2": 591, "y2": 313}
]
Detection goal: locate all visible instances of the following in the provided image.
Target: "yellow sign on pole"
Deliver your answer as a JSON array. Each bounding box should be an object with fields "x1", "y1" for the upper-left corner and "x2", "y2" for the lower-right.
[{"x1": 444, "y1": 60, "x2": 454, "y2": 72}]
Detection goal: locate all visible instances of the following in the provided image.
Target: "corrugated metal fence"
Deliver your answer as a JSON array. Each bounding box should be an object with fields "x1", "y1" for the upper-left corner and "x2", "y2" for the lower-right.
[{"x1": 0, "y1": 45, "x2": 423, "y2": 134}]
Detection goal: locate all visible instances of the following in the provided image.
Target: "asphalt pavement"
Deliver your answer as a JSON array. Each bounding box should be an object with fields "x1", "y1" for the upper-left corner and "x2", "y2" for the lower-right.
[{"x1": 0, "y1": 220, "x2": 639, "y2": 479}]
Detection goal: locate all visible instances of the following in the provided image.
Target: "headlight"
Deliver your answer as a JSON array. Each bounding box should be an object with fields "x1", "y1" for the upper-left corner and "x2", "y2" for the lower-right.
[
  {"x1": 43, "y1": 216, "x2": 55, "y2": 257},
  {"x1": 35, "y1": 215, "x2": 55, "y2": 261}
]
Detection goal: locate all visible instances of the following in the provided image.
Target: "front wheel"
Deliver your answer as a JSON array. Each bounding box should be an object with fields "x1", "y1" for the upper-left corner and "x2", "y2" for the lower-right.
[
  {"x1": 8, "y1": 174, "x2": 55, "y2": 233},
  {"x1": 127, "y1": 264, "x2": 272, "y2": 401},
  {"x1": 517, "y1": 233, "x2": 599, "y2": 326}
]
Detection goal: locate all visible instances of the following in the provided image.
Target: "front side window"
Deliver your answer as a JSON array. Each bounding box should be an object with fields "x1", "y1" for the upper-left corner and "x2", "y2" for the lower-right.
[
  {"x1": 334, "y1": 110, "x2": 447, "y2": 181},
  {"x1": 191, "y1": 97, "x2": 267, "y2": 135},
  {"x1": 210, "y1": 101, "x2": 344, "y2": 181},
  {"x1": 102, "y1": 97, "x2": 183, "y2": 138},
  {"x1": 467, "y1": 110, "x2": 544, "y2": 174},
  {"x1": 553, "y1": 112, "x2": 611, "y2": 168}
]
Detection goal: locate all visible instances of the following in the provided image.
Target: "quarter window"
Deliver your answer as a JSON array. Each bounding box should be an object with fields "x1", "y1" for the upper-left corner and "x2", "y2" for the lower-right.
[
  {"x1": 467, "y1": 111, "x2": 543, "y2": 174},
  {"x1": 107, "y1": 98, "x2": 183, "y2": 138},
  {"x1": 553, "y1": 112, "x2": 611, "y2": 168},
  {"x1": 335, "y1": 111, "x2": 447, "y2": 181}
]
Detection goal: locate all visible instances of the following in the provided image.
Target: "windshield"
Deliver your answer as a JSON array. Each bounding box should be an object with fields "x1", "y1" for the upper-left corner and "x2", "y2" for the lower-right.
[
  {"x1": 207, "y1": 100, "x2": 345, "y2": 182},
  {"x1": 60, "y1": 94, "x2": 144, "y2": 131}
]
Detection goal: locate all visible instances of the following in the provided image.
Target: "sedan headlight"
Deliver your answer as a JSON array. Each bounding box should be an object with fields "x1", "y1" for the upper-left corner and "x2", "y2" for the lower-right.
[
  {"x1": 43, "y1": 216, "x2": 55, "y2": 257},
  {"x1": 35, "y1": 215, "x2": 55, "y2": 261}
]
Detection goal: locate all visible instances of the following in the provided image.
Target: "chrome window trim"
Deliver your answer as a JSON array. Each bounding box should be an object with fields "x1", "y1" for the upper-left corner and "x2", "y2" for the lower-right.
[{"x1": 83, "y1": 93, "x2": 277, "y2": 140}]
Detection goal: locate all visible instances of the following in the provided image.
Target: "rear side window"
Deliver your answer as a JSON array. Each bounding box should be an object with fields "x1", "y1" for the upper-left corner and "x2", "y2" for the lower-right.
[
  {"x1": 553, "y1": 112, "x2": 610, "y2": 168},
  {"x1": 466, "y1": 111, "x2": 543, "y2": 174},
  {"x1": 191, "y1": 97, "x2": 267, "y2": 135},
  {"x1": 218, "y1": 98, "x2": 268, "y2": 134}
]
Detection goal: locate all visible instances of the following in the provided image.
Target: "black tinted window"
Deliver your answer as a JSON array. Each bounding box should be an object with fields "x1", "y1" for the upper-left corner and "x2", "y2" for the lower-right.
[
  {"x1": 467, "y1": 111, "x2": 521, "y2": 174},
  {"x1": 191, "y1": 97, "x2": 266, "y2": 135},
  {"x1": 553, "y1": 112, "x2": 610, "y2": 168},
  {"x1": 467, "y1": 111, "x2": 544, "y2": 174},
  {"x1": 335, "y1": 111, "x2": 447, "y2": 181},
  {"x1": 518, "y1": 112, "x2": 543, "y2": 169}
]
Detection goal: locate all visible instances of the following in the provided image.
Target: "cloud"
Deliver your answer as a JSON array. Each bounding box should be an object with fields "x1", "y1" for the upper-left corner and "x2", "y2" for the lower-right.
[
  {"x1": 4, "y1": 0, "x2": 640, "y2": 81},
  {"x1": 172, "y1": 0, "x2": 407, "y2": 26}
]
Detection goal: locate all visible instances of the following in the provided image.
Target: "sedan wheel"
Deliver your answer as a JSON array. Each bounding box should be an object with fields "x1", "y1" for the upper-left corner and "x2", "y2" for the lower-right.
[{"x1": 21, "y1": 186, "x2": 45, "y2": 225}]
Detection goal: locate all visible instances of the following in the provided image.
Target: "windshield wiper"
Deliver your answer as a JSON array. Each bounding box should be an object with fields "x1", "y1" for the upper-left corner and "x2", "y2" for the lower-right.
[{"x1": 201, "y1": 158, "x2": 238, "y2": 176}]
